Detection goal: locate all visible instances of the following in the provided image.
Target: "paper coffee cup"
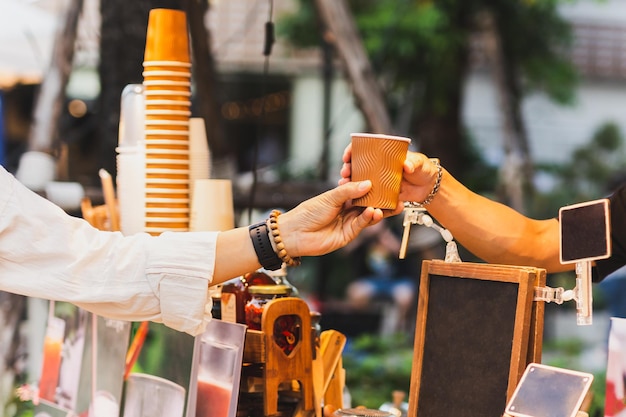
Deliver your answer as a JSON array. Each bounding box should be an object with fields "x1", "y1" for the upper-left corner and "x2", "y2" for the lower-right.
[
  {"x1": 350, "y1": 133, "x2": 411, "y2": 210},
  {"x1": 143, "y1": 9, "x2": 190, "y2": 63},
  {"x1": 190, "y1": 179, "x2": 235, "y2": 232},
  {"x1": 144, "y1": 89, "x2": 191, "y2": 102}
]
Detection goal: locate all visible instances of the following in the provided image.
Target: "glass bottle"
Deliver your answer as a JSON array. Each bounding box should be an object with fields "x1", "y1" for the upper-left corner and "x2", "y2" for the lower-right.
[
  {"x1": 220, "y1": 270, "x2": 276, "y2": 324},
  {"x1": 266, "y1": 264, "x2": 299, "y2": 297},
  {"x1": 209, "y1": 285, "x2": 222, "y2": 320},
  {"x1": 244, "y1": 284, "x2": 291, "y2": 331}
]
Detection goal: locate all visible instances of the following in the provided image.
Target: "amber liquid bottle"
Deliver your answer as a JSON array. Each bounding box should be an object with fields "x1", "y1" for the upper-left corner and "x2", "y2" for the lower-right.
[{"x1": 220, "y1": 270, "x2": 277, "y2": 324}]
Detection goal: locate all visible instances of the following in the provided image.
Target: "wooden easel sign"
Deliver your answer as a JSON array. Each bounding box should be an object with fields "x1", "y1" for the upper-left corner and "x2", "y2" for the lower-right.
[{"x1": 408, "y1": 260, "x2": 545, "y2": 417}]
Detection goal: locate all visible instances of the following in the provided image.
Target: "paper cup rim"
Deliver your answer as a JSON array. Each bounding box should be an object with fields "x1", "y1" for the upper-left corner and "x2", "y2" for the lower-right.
[
  {"x1": 145, "y1": 130, "x2": 190, "y2": 136},
  {"x1": 146, "y1": 150, "x2": 190, "y2": 156},
  {"x1": 145, "y1": 197, "x2": 191, "y2": 203},
  {"x1": 143, "y1": 61, "x2": 192, "y2": 68},
  {"x1": 143, "y1": 70, "x2": 191, "y2": 77},
  {"x1": 144, "y1": 215, "x2": 190, "y2": 220},
  {"x1": 350, "y1": 133, "x2": 411, "y2": 143},
  {"x1": 145, "y1": 168, "x2": 190, "y2": 174},
  {"x1": 146, "y1": 135, "x2": 189, "y2": 141},
  {"x1": 144, "y1": 90, "x2": 191, "y2": 97},
  {"x1": 144, "y1": 203, "x2": 191, "y2": 213},
  {"x1": 145, "y1": 109, "x2": 191, "y2": 116},
  {"x1": 145, "y1": 120, "x2": 190, "y2": 126},
  {"x1": 146, "y1": 157, "x2": 189, "y2": 162},
  {"x1": 143, "y1": 80, "x2": 191, "y2": 87},
  {"x1": 146, "y1": 178, "x2": 190, "y2": 184},
  {"x1": 145, "y1": 100, "x2": 192, "y2": 106}
]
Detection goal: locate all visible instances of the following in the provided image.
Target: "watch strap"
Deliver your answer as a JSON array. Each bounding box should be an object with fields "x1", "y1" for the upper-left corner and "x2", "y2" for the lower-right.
[{"x1": 248, "y1": 221, "x2": 283, "y2": 271}]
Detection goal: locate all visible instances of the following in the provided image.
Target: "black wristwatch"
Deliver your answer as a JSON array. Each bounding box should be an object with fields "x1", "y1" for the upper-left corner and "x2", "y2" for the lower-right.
[{"x1": 248, "y1": 221, "x2": 283, "y2": 271}]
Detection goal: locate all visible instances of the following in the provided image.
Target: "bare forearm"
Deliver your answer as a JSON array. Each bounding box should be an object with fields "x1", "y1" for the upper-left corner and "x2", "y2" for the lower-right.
[
  {"x1": 213, "y1": 226, "x2": 262, "y2": 284},
  {"x1": 425, "y1": 169, "x2": 567, "y2": 272}
]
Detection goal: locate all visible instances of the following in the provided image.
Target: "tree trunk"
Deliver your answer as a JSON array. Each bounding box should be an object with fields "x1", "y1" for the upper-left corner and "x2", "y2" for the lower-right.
[
  {"x1": 479, "y1": 12, "x2": 534, "y2": 213},
  {"x1": 413, "y1": 43, "x2": 467, "y2": 177},
  {"x1": 183, "y1": 0, "x2": 229, "y2": 178},
  {"x1": 27, "y1": 0, "x2": 83, "y2": 158},
  {"x1": 314, "y1": 0, "x2": 392, "y2": 134}
]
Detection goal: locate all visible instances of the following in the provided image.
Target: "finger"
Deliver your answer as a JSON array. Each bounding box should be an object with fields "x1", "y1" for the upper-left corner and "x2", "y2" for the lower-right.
[
  {"x1": 403, "y1": 152, "x2": 428, "y2": 174},
  {"x1": 382, "y1": 202, "x2": 405, "y2": 218},
  {"x1": 339, "y1": 162, "x2": 352, "y2": 181},
  {"x1": 325, "y1": 180, "x2": 371, "y2": 206},
  {"x1": 351, "y1": 207, "x2": 384, "y2": 231},
  {"x1": 341, "y1": 143, "x2": 353, "y2": 163}
]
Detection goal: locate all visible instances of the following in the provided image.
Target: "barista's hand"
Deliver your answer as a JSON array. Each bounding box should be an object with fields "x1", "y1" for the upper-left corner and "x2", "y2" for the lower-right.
[
  {"x1": 398, "y1": 151, "x2": 442, "y2": 204},
  {"x1": 278, "y1": 180, "x2": 384, "y2": 258}
]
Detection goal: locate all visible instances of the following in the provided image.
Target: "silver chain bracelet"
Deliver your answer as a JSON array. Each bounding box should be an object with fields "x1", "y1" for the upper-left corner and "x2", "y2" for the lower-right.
[{"x1": 408, "y1": 159, "x2": 442, "y2": 207}]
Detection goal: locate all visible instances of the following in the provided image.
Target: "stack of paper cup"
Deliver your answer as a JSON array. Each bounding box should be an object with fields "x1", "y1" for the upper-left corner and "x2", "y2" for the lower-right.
[
  {"x1": 117, "y1": 84, "x2": 146, "y2": 236},
  {"x1": 142, "y1": 8, "x2": 192, "y2": 235}
]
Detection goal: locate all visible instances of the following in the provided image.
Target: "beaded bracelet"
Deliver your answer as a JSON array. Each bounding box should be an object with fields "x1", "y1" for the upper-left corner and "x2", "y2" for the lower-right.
[
  {"x1": 268, "y1": 209, "x2": 302, "y2": 267},
  {"x1": 411, "y1": 159, "x2": 443, "y2": 207}
]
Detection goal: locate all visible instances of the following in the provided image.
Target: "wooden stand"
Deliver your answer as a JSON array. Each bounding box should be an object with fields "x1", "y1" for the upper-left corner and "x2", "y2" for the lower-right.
[{"x1": 243, "y1": 297, "x2": 315, "y2": 416}]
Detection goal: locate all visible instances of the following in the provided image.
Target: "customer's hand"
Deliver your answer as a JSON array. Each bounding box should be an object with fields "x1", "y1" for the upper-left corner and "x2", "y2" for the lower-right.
[{"x1": 278, "y1": 180, "x2": 385, "y2": 258}]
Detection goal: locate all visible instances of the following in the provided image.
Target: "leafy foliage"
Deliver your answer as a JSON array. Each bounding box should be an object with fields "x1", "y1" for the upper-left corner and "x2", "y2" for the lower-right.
[
  {"x1": 342, "y1": 333, "x2": 414, "y2": 409},
  {"x1": 531, "y1": 122, "x2": 626, "y2": 219}
]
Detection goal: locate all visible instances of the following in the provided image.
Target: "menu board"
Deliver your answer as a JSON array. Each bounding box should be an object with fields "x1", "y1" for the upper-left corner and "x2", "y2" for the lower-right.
[{"x1": 408, "y1": 260, "x2": 545, "y2": 417}]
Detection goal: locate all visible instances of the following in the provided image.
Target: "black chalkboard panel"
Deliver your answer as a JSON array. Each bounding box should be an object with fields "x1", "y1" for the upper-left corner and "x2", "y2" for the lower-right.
[
  {"x1": 408, "y1": 260, "x2": 545, "y2": 417},
  {"x1": 559, "y1": 198, "x2": 611, "y2": 264}
]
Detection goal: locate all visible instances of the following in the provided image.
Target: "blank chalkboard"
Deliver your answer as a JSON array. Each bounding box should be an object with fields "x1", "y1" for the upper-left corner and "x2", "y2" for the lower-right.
[
  {"x1": 559, "y1": 198, "x2": 611, "y2": 264},
  {"x1": 408, "y1": 260, "x2": 545, "y2": 417}
]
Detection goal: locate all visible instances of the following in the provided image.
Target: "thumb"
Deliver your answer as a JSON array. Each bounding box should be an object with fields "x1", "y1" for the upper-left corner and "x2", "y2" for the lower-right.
[{"x1": 325, "y1": 180, "x2": 372, "y2": 205}]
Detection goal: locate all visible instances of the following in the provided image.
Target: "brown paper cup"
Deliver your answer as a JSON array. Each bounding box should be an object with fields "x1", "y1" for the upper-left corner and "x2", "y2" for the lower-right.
[
  {"x1": 142, "y1": 70, "x2": 191, "y2": 82},
  {"x1": 145, "y1": 210, "x2": 190, "y2": 220},
  {"x1": 144, "y1": 9, "x2": 190, "y2": 63},
  {"x1": 145, "y1": 99, "x2": 191, "y2": 108},
  {"x1": 144, "y1": 109, "x2": 191, "y2": 122},
  {"x1": 146, "y1": 200, "x2": 189, "y2": 210},
  {"x1": 189, "y1": 179, "x2": 235, "y2": 232},
  {"x1": 143, "y1": 80, "x2": 191, "y2": 89},
  {"x1": 144, "y1": 131, "x2": 190, "y2": 140},
  {"x1": 145, "y1": 148, "x2": 190, "y2": 157},
  {"x1": 145, "y1": 168, "x2": 190, "y2": 181},
  {"x1": 144, "y1": 120, "x2": 190, "y2": 132},
  {"x1": 350, "y1": 133, "x2": 411, "y2": 210},
  {"x1": 144, "y1": 91, "x2": 191, "y2": 103},
  {"x1": 143, "y1": 61, "x2": 192, "y2": 70}
]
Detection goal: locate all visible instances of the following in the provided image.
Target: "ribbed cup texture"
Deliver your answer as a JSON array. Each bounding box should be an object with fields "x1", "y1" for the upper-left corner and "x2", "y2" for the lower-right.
[{"x1": 351, "y1": 134, "x2": 411, "y2": 210}]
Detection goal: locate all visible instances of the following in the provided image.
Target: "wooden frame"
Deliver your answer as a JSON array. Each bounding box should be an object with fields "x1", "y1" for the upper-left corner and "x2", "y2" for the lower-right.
[{"x1": 408, "y1": 260, "x2": 546, "y2": 417}]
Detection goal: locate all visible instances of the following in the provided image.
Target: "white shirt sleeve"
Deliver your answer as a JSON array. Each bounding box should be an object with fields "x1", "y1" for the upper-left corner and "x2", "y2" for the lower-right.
[{"x1": 0, "y1": 166, "x2": 218, "y2": 336}]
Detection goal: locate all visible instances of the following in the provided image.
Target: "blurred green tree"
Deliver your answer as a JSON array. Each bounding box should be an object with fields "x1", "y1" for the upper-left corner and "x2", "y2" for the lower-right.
[{"x1": 279, "y1": 0, "x2": 578, "y2": 210}]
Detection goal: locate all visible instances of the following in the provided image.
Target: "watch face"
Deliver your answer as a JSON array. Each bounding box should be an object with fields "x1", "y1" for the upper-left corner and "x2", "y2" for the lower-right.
[{"x1": 559, "y1": 198, "x2": 611, "y2": 264}]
